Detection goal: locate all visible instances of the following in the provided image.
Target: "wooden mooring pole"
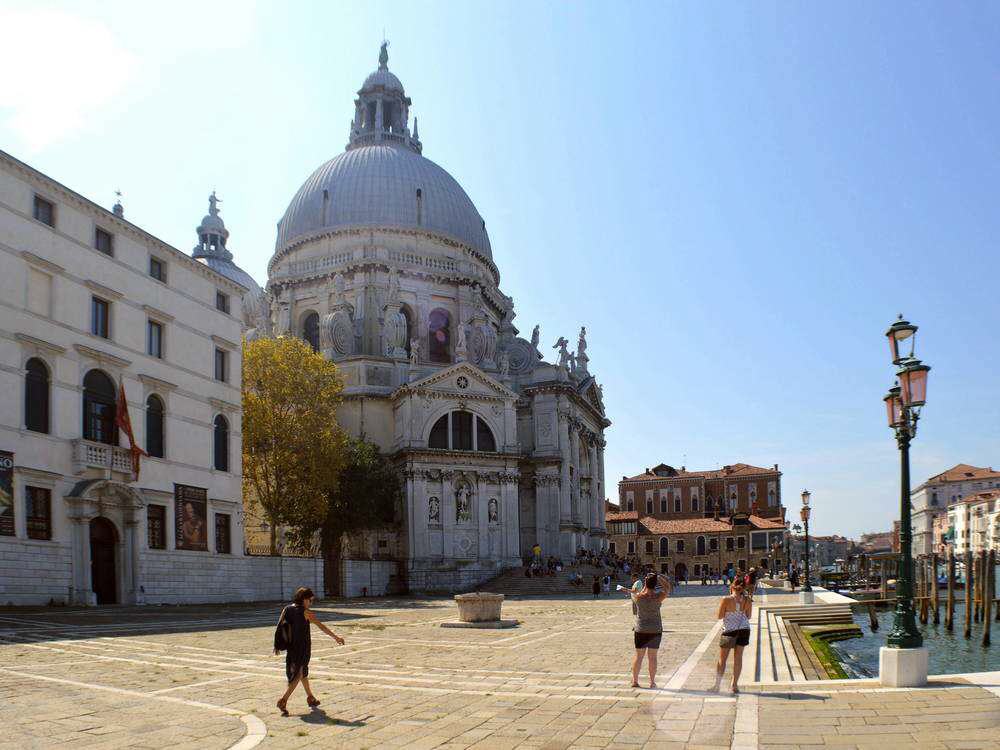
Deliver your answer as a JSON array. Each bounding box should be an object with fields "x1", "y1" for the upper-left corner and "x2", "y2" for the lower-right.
[
  {"x1": 946, "y1": 550, "x2": 955, "y2": 631},
  {"x1": 975, "y1": 552, "x2": 983, "y2": 623},
  {"x1": 965, "y1": 548, "x2": 974, "y2": 638},
  {"x1": 881, "y1": 559, "x2": 889, "y2": 601},
  {"x1": 919, "y1": 556, "x2": 930, "y2": 624},
  {"x1": 984, "y1": 549, "x2": 994, "y2": 647},
  {"x1": 932, "y1": 552, "x2": 940, "y2": 624}
]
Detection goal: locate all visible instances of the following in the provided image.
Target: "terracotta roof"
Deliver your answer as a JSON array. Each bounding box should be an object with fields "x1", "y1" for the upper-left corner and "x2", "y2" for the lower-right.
[
  {"x1": 638, "y1": 515, "x2": 786, "y2": 535},
  {"x1": 927, "y1": 463, "x2": 1000, "y2": 484},
  {"x1": 606, "y1": 510, "x2": 638, "y2": 522},
  {"x1": 623, "y1": 462, "x2": 779, "y2": 482}
]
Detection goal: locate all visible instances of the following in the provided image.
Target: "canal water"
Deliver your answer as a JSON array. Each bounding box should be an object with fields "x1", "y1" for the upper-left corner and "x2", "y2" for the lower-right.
[{"x1": 829, "y1": 606, "x2": 1000, "y2": 677}]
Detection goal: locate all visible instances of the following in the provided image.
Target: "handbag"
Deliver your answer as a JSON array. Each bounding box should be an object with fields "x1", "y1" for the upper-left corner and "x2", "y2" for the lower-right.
[{"x1": 273, "y1": 606, "x2": 293, "y2": 652}]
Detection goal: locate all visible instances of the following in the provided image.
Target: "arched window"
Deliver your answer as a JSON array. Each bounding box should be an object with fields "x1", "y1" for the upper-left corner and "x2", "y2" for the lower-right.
[
  {"x1": 692, "y1": 496, "x2": 700, "y2": 512},
  {"x1": 428, "y1": 309, "x2": 450, "y2": 363},
  {"x1": 146, "y1": 395, "x2": 165, "y2": 458},
  {"x1": 659, "y1": 537, "x2": 669, "y2": 557},
  {"x1": 426, "y1": 411, "x2": 497, "y2": 452},
  {"x1": 302, "y1": 312, "x2": 319, "y2": 353},
  {"x1": 83, "y1": 369, "x2": 117, "y2": 445},
  {"x1": 696, "y1": 536, "x2": 706, "y2": 556},
  {"x1": 24, "y1": 358, "x2": 50, "y2": 433},
  {"x1": 213, "y1": 414, "x2": 229, "y2": 472}
]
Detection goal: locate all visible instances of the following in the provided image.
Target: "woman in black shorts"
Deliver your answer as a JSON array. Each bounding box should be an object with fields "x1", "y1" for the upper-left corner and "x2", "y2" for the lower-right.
[
  {"x1": 630, "y1": 573, "x2": 671, "y2": 688},
  {"x1": 714, "y1": 579, "x2": 752, "y2": 693}
]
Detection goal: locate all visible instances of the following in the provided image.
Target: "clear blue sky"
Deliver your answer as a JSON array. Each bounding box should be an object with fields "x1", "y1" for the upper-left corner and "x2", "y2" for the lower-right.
[{"x1": 4, "y1": 2, "x2": 999, "y2": 537}]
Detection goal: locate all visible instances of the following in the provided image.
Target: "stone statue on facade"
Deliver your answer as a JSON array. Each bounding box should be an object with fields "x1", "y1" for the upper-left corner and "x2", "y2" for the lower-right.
[
  {"x1": 428, "y1": 496, "x2": 440, "y2": 523},
  {"x1": 455, "y1": 322, "x2": 468, "y2": 362},
  {"x1": 530, "y1": 325, "x2": 540, "y2": 350},
  {"x1": 576, "y1": 325, "x2": 590, "y2": 374},
  {"x1": 488, "y1": 498, "x2": 498, "y2": 523},
  {"x1": 553, "y1": 337, "x2": 571, "y2": 369},
  {"x1": 456, "y1": 486, "x2": 472, "y2": 523},
  {"x1": 409, "y1": 336, "x2": 421, "y2": 366},
  {"x1": 498, "y1": 350, "x2": 510, "y2": 379}
]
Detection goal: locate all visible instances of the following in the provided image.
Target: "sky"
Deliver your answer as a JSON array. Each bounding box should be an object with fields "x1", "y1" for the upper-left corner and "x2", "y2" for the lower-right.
[{"x1": 3, "y1": 2, "x2": 999, "y2": 538}]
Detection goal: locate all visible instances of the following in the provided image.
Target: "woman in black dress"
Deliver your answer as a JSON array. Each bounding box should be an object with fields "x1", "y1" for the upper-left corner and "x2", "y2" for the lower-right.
[{"x1": 275, "y1": 587, "x2": 345, "y2": 715}]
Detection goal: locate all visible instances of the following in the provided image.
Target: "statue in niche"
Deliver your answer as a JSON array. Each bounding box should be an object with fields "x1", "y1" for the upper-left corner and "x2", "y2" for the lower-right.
[
  {"x1": 530, "y1": 325, "x2": 540, "y2": 349},
  {"x1": 488, "y1": 498, "x2": 498, "y2": 523},
  {"x1": 455, "y1": 322, "x2": 468, "y2": 360},
  {"x1": 553, "y1": 337, "x2": 571, "y2": 368},
  {"x1": 428, "y1": 496, "x2": 440, "y2": 523},
  {"x1": 333, "y1": 273, "x2": 346, "y2": 297},
  {"x1": 387, "y1": 267, "x2": 400, "y2": 304},
  {"x1": 498, "y1": 350, "x2": 510, "y2": 378},
  {"x1": 456, "y1": 485, "x2": 472, "y2": 523},
  {"x1": 409, "y1": 336, "x2": 421, "y2": 366}
]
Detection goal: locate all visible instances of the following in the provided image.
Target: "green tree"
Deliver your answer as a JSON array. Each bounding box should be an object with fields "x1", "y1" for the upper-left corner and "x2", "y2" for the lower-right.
[
  {"x1": 321, "y1": 438, "x2": 402, "y2": 561},
  {"x1": 242, "y1": 336, "x2": 347, "y2": 553}
]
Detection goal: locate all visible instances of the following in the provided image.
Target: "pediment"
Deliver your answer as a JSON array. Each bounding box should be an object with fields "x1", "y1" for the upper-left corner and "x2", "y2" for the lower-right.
[
  {"x1": 578, "y1": 376, "x2": 605, "y2": 415},
  {"x1": 395, "y1": 362, "x2": 517, "y2": 401}
]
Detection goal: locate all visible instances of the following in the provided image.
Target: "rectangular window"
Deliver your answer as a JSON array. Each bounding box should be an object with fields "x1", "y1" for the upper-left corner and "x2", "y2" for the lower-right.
[
  {"x1": 737, "y1": 536, "x2": 746, "y2": 549},
  {"x1": 25, "y1": 486, "x2": 51, "y2": 540},
  {"x1": 147, "y1": 320, "x2": 163, "y2": 358},
  {"x1": 726, "y1": 536, "x2": 735, "y2": 552},
  {"x1": 149, "y1": 257, "x2": 166, "y2": 282},
  {"x1": 660, "y1": 496, "x2": 667, "y2": 513},
  {"x1": 627, "y1": 541, "x2": 635, "y2": 554},
  {"x1": 674, "y1": 497, "x2": 681, "y2": 513},
  {"x1": 608, "y1": 542, "x2": 616, "y2": 555},
  {"x1": 710, "y1": 537, "x2": 718, "y2": 552},
  {"x1": 216, "y1": 291, "x2": 229, "y2": 314},
  {"x1": 147, "y1": 505, "x2": 166, "y2": 549},
  {"x1": 751, "y1": 532, "x2": 767, "y2": 550},
  {"x1": 645, "y1": 539, "x2": 653, "y2": 554},
  {"x1": 215, "y1": 512, "x2": 231, "y2": 554},
  {"x1": 452, "y1": 411, "x2": 473, "y2": 450},
  {"x1": 646, "y1": 498, "x2": 653, "y2": 514},
  {"x1": 33, "y1": 195, "x2": 55, "y2": 226},
  {"x1": 91, "y1": 297, "x2": 110, "y2": 338},
  {"x1": 675, "y1": 539, "x2": 685, "y2": 553},
  {"x1": 95, "y1": 227, "x2": 114, "y2": 255},
  {"x1": 214, "y1": 348, "x2": 227, "y2": 382}
]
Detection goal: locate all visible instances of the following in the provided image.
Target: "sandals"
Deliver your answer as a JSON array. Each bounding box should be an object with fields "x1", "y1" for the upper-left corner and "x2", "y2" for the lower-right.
[
  {"x1": 307, "y1": 696, "x2": 321, "y2": 708},
  {"x1": 276, "y1": 699, "x2": 289, "y2": 717}
]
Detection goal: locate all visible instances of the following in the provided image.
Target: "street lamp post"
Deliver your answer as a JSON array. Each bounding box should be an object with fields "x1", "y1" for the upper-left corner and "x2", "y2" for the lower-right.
[
  {"x1": 801, "y1": 491, "x2": 813, "y2": 601},
  {"x1": 880, "y1": 315, "x2": 931, "y2": 686}
]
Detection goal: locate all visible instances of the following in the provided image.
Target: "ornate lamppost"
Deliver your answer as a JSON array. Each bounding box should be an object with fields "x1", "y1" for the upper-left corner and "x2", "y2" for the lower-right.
[
  {"x1": 801, "y1": 490, "x2": 813, "y2": 601},
  {"x1": 880, "y1": 315, "x2": 930, "y2": 686}
]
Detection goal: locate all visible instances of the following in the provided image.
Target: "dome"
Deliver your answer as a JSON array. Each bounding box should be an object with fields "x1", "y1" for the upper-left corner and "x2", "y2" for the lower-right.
[
  {"x1": 362, "y1": 68, "x2": 404, "y2": 92},
  {"x1": 199, "y1": 213, "x2": 226, "y2": 232},
  {"x1": 198, "y1": 255, "x2": 261, "y2": 294},
  {"x1": 273, "y1": 143, "x2": 492, "y2": 259}
]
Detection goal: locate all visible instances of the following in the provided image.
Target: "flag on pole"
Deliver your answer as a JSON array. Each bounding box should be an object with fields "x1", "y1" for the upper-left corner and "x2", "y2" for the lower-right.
[{"x1": 115, "y1": 377, "x2": 147, "y2": 480}]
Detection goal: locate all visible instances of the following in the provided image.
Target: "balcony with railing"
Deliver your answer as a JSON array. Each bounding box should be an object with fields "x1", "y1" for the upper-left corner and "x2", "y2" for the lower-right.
[{"x1": 71, "y1": 439, "x2": 135, "y2": 479}]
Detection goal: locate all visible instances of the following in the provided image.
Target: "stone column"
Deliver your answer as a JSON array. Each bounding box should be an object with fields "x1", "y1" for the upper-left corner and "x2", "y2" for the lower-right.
[
  {"x1": 588, "y1": 439, "x2": 600, "y2": 534},
  {"x1": 597, "y1": 441, "x2": 607, "y2": 535},
  {"x1": 124, "y1": 506, "x2": 144, "y2": 605},
  {"x1": 570, "y1": 427, "x2": 581, "y2": 525},
  {"x1": 67, "y1": 504, "x2": 98, "y2": 606},
  {"x1": 557, "y1": 409, "x2": 573, "y2": 558},
  {"x1": 501, "y1": 473, "x2": 519, "y2": 561}
]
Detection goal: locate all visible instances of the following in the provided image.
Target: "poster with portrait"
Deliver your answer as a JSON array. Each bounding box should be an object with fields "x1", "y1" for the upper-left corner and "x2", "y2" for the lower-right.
[
  {"x1": 174, "y1": 483, "x2": 208, "y2": 551},
  {"x1": 0, "y1": 451, "x2": 13, "y2": 536}
]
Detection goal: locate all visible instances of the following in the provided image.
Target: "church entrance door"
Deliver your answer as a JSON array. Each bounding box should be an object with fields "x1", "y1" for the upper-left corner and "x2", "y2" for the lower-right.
[
  {"x1": 90, "y1": 517, "x2": 118, "y2": 605},
  {"x1": 674, "y1": 562, "x2": 687, "y2": 582}
]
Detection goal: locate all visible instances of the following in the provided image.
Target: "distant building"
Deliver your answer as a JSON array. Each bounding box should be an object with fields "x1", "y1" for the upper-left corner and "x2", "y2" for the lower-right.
[
  {"x1": 858, "y1": 530, "x2": 895, "y2": 555},
  {"x1": 911, "y1": 464, "x2": 1000, "y2": 557},
  {"x1": 931, "y1": 513, "x2": 952, "y2": 556},
  {"x1": 609, "y1": 463, "x2": 787, "y2": 579},
  {"x1": 947, "y1": 490, "x2": 1000, "y2": 555},
  {"x1": 789, "y1": 534, "x2": 852, "y2": 568}
]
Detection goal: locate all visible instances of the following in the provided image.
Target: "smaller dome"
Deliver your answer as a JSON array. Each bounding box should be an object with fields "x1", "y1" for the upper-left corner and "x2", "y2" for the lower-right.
[
  {"x1": 199, "y1": 213, "x2": 226, "y2": 232},
  {"x1": 362, "y1": 67, "x2": 404, "y2": 92}
]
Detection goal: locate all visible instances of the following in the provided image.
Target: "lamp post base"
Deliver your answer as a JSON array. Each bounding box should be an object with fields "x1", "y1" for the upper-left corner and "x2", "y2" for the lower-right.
[
  {"x1": 879, "y1": 646, "x2": 928, "y2": 687},
  {"x1": 799, "y1": 590, "x2": 815, "y2": 604}
]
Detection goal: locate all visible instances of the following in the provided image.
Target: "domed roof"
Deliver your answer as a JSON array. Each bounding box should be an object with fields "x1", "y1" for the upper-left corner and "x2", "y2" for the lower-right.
[
  {"x1": 198, "y1": 255, "x2": 261, "y2": 294},
  {"x1": 273, "y1": 143, "x2": 492, "y2": 259},
  {"x1": 362, "y1": 67, "x2": 404, "y2": 92}
]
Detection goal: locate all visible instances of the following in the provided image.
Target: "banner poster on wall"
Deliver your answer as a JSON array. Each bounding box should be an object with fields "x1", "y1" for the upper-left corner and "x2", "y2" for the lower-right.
[
  {"x1": 0, "y1": 451, "x2": 13, "y2": 536},
  {"x1": 174, "y1": 483, "x2": 208, "y2": 551}
]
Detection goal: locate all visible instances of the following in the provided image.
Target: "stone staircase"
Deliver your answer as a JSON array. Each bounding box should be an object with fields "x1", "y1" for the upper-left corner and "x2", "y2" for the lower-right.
[
  {"x1": 749, "y1": 592, "x2": 855, "y2": 683},
  {"x1": 476, "y1": 565, "x2": 611, "y2": 598}
]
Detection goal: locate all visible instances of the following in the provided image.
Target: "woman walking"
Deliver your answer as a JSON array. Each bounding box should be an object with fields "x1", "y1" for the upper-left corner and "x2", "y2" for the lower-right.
[
  {"x1": 275, "y1": 587, "x2": 345, "y2": 716},
  {"x1": 714, "y1": 579, "x2": 752, "y2": 693},
  {"x1": 630, "y1": 573, "x2": 671, "y2": 688}
]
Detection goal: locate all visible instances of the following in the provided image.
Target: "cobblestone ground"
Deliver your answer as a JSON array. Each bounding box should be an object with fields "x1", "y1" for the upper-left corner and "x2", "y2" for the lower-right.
[{"x1": 1, "y1": 585, "x2": 999, "y2": 749}]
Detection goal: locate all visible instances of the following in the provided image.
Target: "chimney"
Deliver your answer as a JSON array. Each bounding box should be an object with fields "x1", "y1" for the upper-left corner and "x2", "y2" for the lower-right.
[{"x1": 773, "y1": 464, "x2": 778, "y2": 471}]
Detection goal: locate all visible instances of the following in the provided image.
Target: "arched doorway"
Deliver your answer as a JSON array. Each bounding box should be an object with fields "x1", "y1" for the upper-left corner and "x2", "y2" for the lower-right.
[
  {"x1": 90, "y1": 517, "x2": 118, "y2": 605},
  {"x1": 674, "y1": 562, "x2": 688, "y2": 581}
]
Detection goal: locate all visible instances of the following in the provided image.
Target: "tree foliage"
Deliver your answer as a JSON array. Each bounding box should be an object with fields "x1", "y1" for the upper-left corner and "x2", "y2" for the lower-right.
[
  {"x1": 242, "y1": 336, "x2": 347, "y2": 553},
  {"x1": 321, "y1": 438, "x2": 402, "y2": 558}
]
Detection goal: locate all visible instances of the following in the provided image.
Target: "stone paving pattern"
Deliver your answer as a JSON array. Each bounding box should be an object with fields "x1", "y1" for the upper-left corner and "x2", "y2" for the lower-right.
[{"x1": 1, "y1": 585, "x2": 999, "y2": 749}]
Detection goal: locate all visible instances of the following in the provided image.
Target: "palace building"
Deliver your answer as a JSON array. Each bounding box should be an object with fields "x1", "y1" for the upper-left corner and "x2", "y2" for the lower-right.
[
  {"x1": 262, "y1": 44, "x2": 610, "y2": 592},
  {"x1": 608, "y1": 463, "x2": 787, "y2": 579},
  {"x1": 0, "y1": 152, "x2": 316, "y2": 606}
]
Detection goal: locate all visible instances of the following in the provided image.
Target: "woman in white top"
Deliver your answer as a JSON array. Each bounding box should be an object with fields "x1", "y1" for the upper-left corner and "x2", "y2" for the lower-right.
[{"x1": 714, "y1": 579, "x2": 752, "y2": 693}]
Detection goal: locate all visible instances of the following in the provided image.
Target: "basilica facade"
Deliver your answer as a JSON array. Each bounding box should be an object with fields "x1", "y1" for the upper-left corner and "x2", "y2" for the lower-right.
[{"x1": 262, "y1": 45, "x2": 610, "y2": 591}]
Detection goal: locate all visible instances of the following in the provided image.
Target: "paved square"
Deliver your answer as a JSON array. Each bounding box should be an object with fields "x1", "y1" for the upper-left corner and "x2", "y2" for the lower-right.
[{"x1": 2, "y1": 586, "x2": 999, "y2": 749}]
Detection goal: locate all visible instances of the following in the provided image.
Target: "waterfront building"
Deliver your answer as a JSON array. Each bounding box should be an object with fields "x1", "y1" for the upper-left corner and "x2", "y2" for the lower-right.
[
  {"x1": 263, "y1": 45, "x2": 610, "y2": 592},
  {"x1": 947, "y1": 489, "x2": 1000, "y2": 555},
  {"x1": 911, "y1": 463, "x2": 1000, "y2": 557},
  {"x1": 609, "y1": 463, "x2": 787, "y2": 579},
  {"x1": 789, "y1": 534, "x2": 853, "y2": 569},
  {"x1": 858, "y1": 530, "x2": 895, "y2": 554}
]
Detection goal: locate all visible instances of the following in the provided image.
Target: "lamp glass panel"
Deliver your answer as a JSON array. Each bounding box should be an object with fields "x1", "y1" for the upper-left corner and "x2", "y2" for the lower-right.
[{"x1": 901, "y1": 367, "x2": 928, "y2": 406}]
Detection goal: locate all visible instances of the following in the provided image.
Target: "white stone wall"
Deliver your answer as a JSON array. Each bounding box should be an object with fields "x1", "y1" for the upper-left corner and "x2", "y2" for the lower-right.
[
  {"x1": 340, "y1": 559, "x2": 396, "y2": 597},
  {"x1": 142, "y1": 554, "x2": 323, "y2": 604},
  {"x1": 0, "y1": 538, "x2": 73, "y2": 605}
]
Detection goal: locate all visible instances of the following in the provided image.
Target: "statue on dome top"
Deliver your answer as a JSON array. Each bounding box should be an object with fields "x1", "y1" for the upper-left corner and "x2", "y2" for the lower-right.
[
  {"x1": 208, "y1": 191, "x2": 221, "y2": 216},
  {"x1": 379, "y1": 41, "x2": 389, "y2": 69}
]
